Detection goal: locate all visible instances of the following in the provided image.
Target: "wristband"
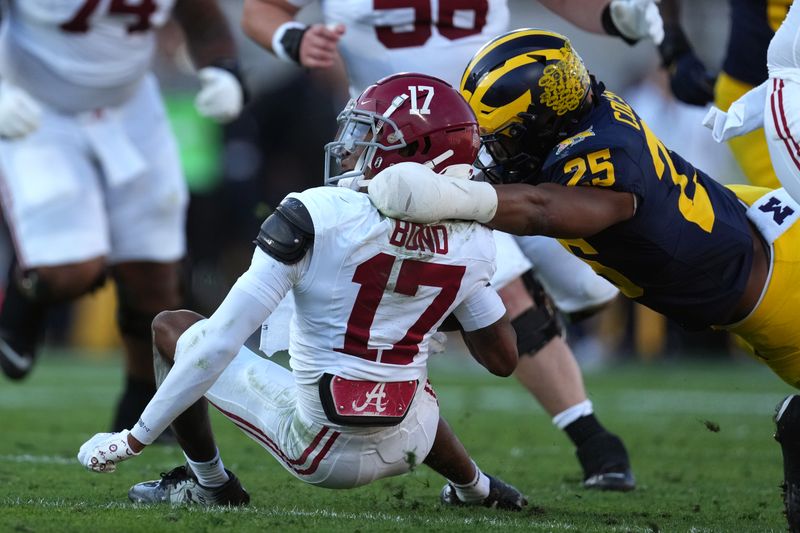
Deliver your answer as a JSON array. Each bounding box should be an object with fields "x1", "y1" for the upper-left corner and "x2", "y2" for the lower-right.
[
  {"x1": 601, "y1": 3, "x2": 637, "y2": 46},
  {"x1": 272, "y1": 21, "x2": 309, "y2": 65}
]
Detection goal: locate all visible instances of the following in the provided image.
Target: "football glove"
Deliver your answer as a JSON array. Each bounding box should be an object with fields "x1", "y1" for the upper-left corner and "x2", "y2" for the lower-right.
[
  {"x1": 0, "y1": 81, "x2": 42, "y2": 139},
  {"x1": 195, "y1": 66, "x2": 244, "y2": 124},
  {"x1": 77, "y1": 430, "x2": 141, "y2": 473},
  {"x1": 609, "y1": 0, "x2": 664, "y2": 45},
  {"x1": 658, "y1": 24, "x2": 716, "y2": 106}
]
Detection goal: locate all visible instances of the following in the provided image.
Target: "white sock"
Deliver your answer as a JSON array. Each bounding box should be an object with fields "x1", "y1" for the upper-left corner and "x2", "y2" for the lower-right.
[
  {"x1": 552, "y1": 399, "x2": 594, "y2": 430},
  {"x1": 185, "y1": 449, "x2": 230, "y2": 488},
  {"x1": 451, "y1": 462, "x2": 491, "y2": 503}
]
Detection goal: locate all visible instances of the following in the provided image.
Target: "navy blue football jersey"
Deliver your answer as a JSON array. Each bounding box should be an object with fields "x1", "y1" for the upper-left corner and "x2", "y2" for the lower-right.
[{"x1": 537, "y1": 89, "x2": 755, "y2": 329}]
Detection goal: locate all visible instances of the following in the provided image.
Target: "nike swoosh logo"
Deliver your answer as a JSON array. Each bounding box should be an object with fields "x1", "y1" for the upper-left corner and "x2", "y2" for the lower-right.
[{"x1": 0, "y1": 337, "x2": 32, "y2": 372}]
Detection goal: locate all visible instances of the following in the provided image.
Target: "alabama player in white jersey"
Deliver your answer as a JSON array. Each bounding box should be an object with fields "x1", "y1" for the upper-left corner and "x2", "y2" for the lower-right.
[
  {"x1": 240, "y1": 0, "x2": 663, "y2": 491},
  {"x1": 0, "y1": 0, "x2": 245, "y2": 432},
  {"x1": 76, "y1": 74, "x2": 527, "y2": 511}
]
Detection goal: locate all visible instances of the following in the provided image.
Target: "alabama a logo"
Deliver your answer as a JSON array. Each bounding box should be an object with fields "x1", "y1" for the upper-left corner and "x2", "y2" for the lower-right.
[{"x1": 351, "y1": 382, "x2": 388, "y2": 413}]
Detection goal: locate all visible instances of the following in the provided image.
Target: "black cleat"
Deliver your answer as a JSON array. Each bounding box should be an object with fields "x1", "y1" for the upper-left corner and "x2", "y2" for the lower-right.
[
  {"x1": 0, "y1": 328, "x2": 40, "y2": 380},
  {"x1": 440, "y1": 474, "x2": 528, "y2": 511},
  {"x1": 583, "y1": 468, "x2": 636, "y2": 492},
  {"x1": 775, "y1": 395, "x2": 800, "y2": 532},
  {"x1": 577, "y1": 432, "x2": 636, "y2": 492},
  {"x1": 128, "y1": 465, "x2": 250, "y2": 506}
]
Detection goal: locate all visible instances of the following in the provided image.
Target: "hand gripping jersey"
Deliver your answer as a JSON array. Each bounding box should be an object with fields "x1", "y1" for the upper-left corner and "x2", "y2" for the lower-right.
[
  {"x1": 538, "y1": 88, "x2": 756, "y2": 330},
  {"x1": 0, "y1": 0, "x2": 175, "y2": 112},
  {"x1": 284, "y1": 186, "x2": 504, "y2": 386},
  {"x1": 288, "y1": 0, "x2": 509, "y2": 95}
]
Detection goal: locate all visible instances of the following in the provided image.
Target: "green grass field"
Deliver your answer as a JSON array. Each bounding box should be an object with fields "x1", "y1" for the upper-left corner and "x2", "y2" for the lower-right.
[{"x1": 0, "y1": 350, "x2": 795, "y2": 532}]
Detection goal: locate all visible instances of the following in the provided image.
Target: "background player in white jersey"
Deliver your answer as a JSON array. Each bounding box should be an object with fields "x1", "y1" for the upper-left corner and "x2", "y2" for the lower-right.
[
  {"x1": 239, "y1": 0, "x2": 663, "y2": 490},
  {"x1": 0, "y1": 0, "x2": 245, "y2": 432},
  {"x1": 703, "y1": 2, "x2": 800, "y2": 204},
  {"x1": 76, "y1": 74, "x2": 527, "y2": 511}
]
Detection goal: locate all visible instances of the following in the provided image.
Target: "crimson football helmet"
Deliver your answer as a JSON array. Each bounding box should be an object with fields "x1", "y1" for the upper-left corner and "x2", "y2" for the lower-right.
[{"x1": 324, "y1": 73, "x2": 480, "y2": 187}]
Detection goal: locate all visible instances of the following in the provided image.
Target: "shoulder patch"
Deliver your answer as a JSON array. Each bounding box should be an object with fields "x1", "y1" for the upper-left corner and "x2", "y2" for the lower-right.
[
  {"x1": 255, "y1": 197, "x2": 314, "y2": 264},
  {"x1": 554, "y1": 126, "x2": 595, "y2": 156}
]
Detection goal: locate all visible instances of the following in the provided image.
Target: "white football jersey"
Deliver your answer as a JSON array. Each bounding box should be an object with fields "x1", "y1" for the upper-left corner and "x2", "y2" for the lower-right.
[
  {"x1": 289, "y1": 0, "x2": 509, "y2": 96},
  {"x1": 284, "y1": 186, "x2": 505, "y2": 386},
  {"x1": 0, "y1": 0, "x2": 175, "y2": 112}
]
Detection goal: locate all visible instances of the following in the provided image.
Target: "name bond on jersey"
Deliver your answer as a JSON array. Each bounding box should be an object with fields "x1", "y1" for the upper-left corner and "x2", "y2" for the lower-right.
[{"x1": 389, "y1": 220, "x2": 449, "y2": 254}]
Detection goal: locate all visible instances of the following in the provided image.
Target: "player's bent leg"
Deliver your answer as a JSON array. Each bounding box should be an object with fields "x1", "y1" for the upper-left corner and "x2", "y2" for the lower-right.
[
  {"x1": 0, "y1": 257, "x2": 106, "y2": 380},
  {"x1": 128, "y1": 310, "x2": 249, "y2": 506},
  {"x1": 502, "y1": 274, "x2": 634, "y2": 491},
  {"x1": 424, "y1": 416, "x2": 527, "y2": 511},
  {"x1": 110, "y1": 261, "x2": 182, "y2": 432},
  {"x1": 775, "y1": 395, "x2": 800, "y2": 532}
]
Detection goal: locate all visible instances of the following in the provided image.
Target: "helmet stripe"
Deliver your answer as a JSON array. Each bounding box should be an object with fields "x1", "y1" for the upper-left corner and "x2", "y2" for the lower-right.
[{"x1": 460, "y1": 29, "x2": 567, "y2": 94}]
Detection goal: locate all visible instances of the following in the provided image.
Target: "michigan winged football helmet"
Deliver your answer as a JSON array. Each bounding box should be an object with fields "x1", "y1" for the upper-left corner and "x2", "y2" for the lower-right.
[
  {"x1": 324, "y1": 73, "x2": 480, "y2": 187},
  {"x1": 460, "y1": 29, "x2": 593, "y2": 183}
]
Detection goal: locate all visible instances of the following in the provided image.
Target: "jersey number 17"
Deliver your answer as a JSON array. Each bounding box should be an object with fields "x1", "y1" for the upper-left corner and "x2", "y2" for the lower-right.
[{"x1": 336, "y1": 253, "x2": 465, "y2": 365}]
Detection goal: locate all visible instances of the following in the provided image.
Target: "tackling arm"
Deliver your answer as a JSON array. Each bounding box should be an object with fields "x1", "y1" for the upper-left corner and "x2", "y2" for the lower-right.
[
  {"x1": 489, "y1": 183, "x2": 635, "y2": 239},
  {"x1": 367, "y1": 162, "x2": 635, "y2": 238}
]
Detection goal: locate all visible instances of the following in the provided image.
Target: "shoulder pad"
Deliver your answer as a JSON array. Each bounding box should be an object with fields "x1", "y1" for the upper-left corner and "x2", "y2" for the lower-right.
[{"x1": 254, "y1": 197, "x2": 314, "y2": 264}]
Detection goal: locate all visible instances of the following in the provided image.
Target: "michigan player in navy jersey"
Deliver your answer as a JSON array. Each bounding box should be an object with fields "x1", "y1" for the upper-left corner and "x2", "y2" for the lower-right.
[
  {"x1": 658, "y1": 0, "x2": 792, "y2": 188},
  {"x1": 367, "y1": 29, "x2": 800, "y2": 530}
]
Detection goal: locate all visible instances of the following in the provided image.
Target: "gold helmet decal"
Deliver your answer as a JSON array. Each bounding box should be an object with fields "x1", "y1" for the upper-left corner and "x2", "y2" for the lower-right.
[
  {"x1": 460, "y1": 29, "x2": 590, "y2": 133},
  {"x1": 538, "y1": 42, "x2": 590, "y2": 116}
]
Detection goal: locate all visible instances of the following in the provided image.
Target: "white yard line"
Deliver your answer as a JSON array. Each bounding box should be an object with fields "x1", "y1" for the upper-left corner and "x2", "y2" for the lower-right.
[
  {"x1": 0, "y1": 454, "x2": 74, "y2": 465},
  {"x1": 434, "y1": 386, "x2": 785, "y2": 416},
  {"x1": 0, "y1": 497, "x2": 712, "y2": 532}
]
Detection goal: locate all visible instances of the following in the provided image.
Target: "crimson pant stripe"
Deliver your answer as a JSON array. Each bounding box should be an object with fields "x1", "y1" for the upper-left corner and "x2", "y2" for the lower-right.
[
  {"x1": 772, "y1": 78, "x2": 800, "y2": 173},
  {"x1": 209, "y1": 400, "x2": 340, "y2": 476}
]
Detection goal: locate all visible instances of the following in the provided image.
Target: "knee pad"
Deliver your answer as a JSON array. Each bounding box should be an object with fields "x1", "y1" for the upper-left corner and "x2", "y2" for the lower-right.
[
  {"x1": 512, "y1": 272, "x2": 565, "y2": 356},
  {"x1": 116, "y1": 281, "x2": 160, "y2": 342}
]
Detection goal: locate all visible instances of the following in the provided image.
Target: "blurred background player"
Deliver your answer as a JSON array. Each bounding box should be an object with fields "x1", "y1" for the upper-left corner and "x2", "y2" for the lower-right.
[
  {"x1": 0, "y1": 0, "x2": 245, "y2": 432},
  {"x1": 239, "y1": 0, "x2": 664, "y2": 490},
  {"x1": 657, "y1": 0, "x2": 792, "y2": 188},
  {"x1": 77, "y1": 75, "x2": 526, "y2": 512},
  {"x1": 703, "y1": 2, "x2": 800, "y2": 204}
]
